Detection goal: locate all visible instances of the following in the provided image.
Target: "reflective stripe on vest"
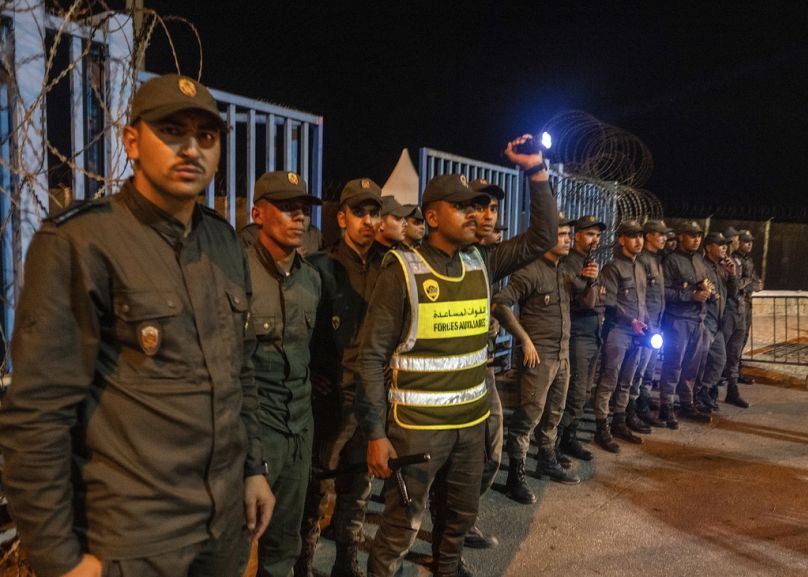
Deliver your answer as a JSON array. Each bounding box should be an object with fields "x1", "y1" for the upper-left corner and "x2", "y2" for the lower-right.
[
  {"x1": 389, "y1": 346, "x2": 488, "y2": 372},
  {"x1": 388, "y1": 379, "x2": 487, "y2": 406},
  {"x1": 387, "y1": 247, "x2": 491, "y2": 430}
]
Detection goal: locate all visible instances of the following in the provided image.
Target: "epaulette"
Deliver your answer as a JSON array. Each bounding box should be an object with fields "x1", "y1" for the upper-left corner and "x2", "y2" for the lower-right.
[
  {"x1": 45, "y1": 198, "x2": 107, "y2": 225},
  {"x1": 199, "y1": 204, "x2": 231, "y2": 226}
]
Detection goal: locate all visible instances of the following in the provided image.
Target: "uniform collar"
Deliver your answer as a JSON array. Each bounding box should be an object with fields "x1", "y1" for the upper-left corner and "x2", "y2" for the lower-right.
[
  {"x1": 123, "y1": 179, "x2": 203, "y2": 244},
  {"x1": 254, "y1": 239, "x2": 303, "y2": 279}
]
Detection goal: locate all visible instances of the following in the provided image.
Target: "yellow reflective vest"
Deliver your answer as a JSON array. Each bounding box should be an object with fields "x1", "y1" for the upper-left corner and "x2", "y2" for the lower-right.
[{"x1": 386, "y1": 247, "x2": 491, "y2": 430}]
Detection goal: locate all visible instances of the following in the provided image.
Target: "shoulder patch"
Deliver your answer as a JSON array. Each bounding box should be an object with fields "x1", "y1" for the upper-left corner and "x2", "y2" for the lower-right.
[{"x1": 45, "y1": 198, "x2": 107, "y2": 225}]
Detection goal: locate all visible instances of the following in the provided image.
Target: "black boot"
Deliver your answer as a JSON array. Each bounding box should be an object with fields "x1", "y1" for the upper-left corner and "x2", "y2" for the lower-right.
[
  {"x1": 594, "y1": 419, "x2": 620, "y2": 453},
  {"x1": 679, "y1": 402, "x2": 712, "y2": 423},
  {"x1": 558, "y1": 423, "x2": 593, "y2": 461},
  {"x1": 658, "y1": 403, "x2": 679, "y2": 430},
  {"x1": 626, "y1": 400, "x2": 652, "y2": 434},
  {"x1": 331, "y1": 543, "x2": 365, "y2": 577},
  {"x1": 295, "y1": 539, "x2": 315, "y2": 577},
  {"x1": 505, "y1": 458, "x2": 536, "y2": 504},
  {"x1": 537, "y1": 449, "x2": 581, "y2": 485},
  {"x1": 725, "y1": 382, "x2": 750, "y2": 408},
  {"x1": 464, "y1": 524, "x2": 499, "y2": 549},
  {"x1": 611, "y1": 413, "x2": 643, "y2": 444},
  {"x1": 695, "y1": 386, "x2": 719, "y2": 411},
  {"x1": 636, "y1": 394, "x2": 666, "y2": 427}
]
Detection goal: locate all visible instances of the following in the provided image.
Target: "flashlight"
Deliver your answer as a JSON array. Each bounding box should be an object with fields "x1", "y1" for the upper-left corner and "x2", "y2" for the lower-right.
[
  {"x1": 648, "y1": 332, "x2": 663, "y2": 350},
  {"x1": 513, "y1": 132, "x2": 552, "y2": 156}
]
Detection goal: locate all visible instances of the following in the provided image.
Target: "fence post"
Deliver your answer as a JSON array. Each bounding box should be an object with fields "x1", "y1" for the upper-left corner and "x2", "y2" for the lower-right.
[
  {"x1": 103, "y1": 12, "x2": 135, "y2": 188},
  {"x1": 12, "y1": 0, "x2": 49, "y2": 280}
]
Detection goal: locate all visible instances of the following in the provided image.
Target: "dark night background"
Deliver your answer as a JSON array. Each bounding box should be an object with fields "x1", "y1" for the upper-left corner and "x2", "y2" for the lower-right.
[{"x1": 135, "y1": 1, "x2": 806, "y2": 217}]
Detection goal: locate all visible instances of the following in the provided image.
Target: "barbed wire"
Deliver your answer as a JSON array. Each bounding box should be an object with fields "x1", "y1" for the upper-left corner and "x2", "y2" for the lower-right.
[{"x1": 0, "y1": 0, "x2": 203, "y2": 377}]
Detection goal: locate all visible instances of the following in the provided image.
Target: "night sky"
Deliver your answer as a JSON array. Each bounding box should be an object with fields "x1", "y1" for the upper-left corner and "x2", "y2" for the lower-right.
[{"x1": 140, "y1": 1, "x2": 807, "y2": 216}]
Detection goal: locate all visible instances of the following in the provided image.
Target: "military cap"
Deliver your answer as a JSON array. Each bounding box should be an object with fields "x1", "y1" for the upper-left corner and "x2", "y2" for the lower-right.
[
  {"x1": 666, "y1": 230, "x2": 676, "y2": 240},
  {"x1": 616, "y1": 220, "x2": 644, "y2": 236},
  {"x1": 469, "y1": 178, "x2": 506, "y2": 200},
  {"x1": 723, "y1": 226, "x2": 741, "y2": 238},
  {"x1": 739, "y1": 229, "x2": 755, "y2": 242},
  {"x1": 704, "y1": 232, "x2": 730, "y2": 246},
  {"x1": 676, "y1": 220, "x2": 704, "y2": 235},
  {"x1": 422, "y1": 174, "x2": 489, "y2": 207},
  {"x1": 404, "y1": 205, "x2": 424, "y2": 220},
  {"x1": 254, "y1": 171, "x2": 322, "y2": 204},
  {"x1": 494, "y1": 223, "x2": 509, "y2": 232},
  {"x1": 380, "y1": 195, "x2": 413, "y2": 218},
  {"x1": 339, "y1": 178, "x2": 383, "y2": 208},
  {"x1": 130, "y1": 74, "x2": 225, "y2": 129},
  {"x1": 574, "y1": 215, "x2": 607, "y2": 231},
  {"x1": 558, "y1": 211, "x2": 576, "y2": 227},
  {"x1": 644, "y1": 219, "x2": 672, "y2": 234}
]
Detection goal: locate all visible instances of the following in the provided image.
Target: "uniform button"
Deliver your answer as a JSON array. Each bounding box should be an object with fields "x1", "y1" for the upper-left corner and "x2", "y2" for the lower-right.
[
  {"x1": 263, "y1": 322, "x2": 270, "y2": 330},
  {"x1": 166, "y1": 300, "x2": 176, "y2": 308},
  {"x1": 121, "y1": 304, "x2": 130, "y2": 313},
  {"x1": 234, "y1": 296, "x2": 241, "y2": 304}
]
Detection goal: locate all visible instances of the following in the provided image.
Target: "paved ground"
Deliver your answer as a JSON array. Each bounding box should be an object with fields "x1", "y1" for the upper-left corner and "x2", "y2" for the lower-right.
[{"x1": 310, "y1": 362, "x2": 808, "y2": 577}]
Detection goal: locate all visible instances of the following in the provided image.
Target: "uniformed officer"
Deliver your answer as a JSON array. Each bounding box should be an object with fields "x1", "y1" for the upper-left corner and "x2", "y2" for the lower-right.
[
  {"x1": 493, "y1": 213, "x2": 598, "y2": 501},
  {"x1": 693, "y1": 232, "x2": 742, "y2": 410},
  {"x1": 631, "y1": 220, "x2": 671, "y2": 427},
  {"x1": 556, "y1": 215, "x2": 607, "y2": 462},
  {"x1": 663, "y1": 230, "x2": 677, "y2": 256},
  {"x1": 593, "y1": 220, "x2": 649, "y2": 453},
  {"x1": 298, "y1": 179, "x2": 384, "y2": 577},
  {"x1": 658, "y1": 221, "x2": 713, "y2": 428},
  {"x1": 720, "y1": 227, "x2": 752, "y2": 407},
  {"x1": 357, "y1": 135, "x2": 558, "y2": 577},
  {"x1": 464, "y1": 177, "x2": 508, "y2": 548},
  {"x1": 403, "y1": 204, "x2": 426, "y2": 248},
  {"x1": 375, "y1": 195, "x2": 411, "y2": 249},
  {"x1": 0, "y1": 74, "x2": 274, "y2": 577},
  {"x1": 735, "y1": 229, "x2": 760, "y2": 384},
  {"x1": 244, "y1": 171, "x2": 323, "y2": 577}
]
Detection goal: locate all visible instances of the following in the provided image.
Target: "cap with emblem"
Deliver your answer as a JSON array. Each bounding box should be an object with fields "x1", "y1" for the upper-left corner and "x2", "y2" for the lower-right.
[
  {"x1": 380, "y1": 195, "x2": 414, "y2": 218},
  {"x1": 422, "y1": 174, "x2": 490, "y2": 207},
  {"x1": 739, "y1": 229, "x2": 755, "y2": 242},
  {"x1": 559, "y1": 211, "x2": 575, "y2": 227},
  {"x1": 676, "y1": 220, "x2": 704, "y2": 235},
  {"x1": 704, "y1": 232, "x2": 730, "y2": 246},
  {"x1": 644, "y1": 219, "x2": 672, "y2": 234},
  {"x1": 574, "y1": 215, "x2": 607, "y2": 231},
  {"x1": 723, "y1": 226, "x2": 741, "y2": 239},
  {"x1": 666, "y1": 230, "x2": 676, "y2": 241},
  {"x1": 469, "y1": 178, "x2": 505, "y2": 200},
  {"x1": 130, "y1": 74, "x2": 225, "y2": 129},
  {"x1": 404, "y1": 205, "x2": 424, "y2": 220},
  {"x1": 339, "y1": 178, "x2": 383, "y2": 208},
  {"x1": 253, "y1": 171, "x2": 322, "y2": 205},
  {"x1": 616, "y1": 220, "x2": 644, "y2": 236}
]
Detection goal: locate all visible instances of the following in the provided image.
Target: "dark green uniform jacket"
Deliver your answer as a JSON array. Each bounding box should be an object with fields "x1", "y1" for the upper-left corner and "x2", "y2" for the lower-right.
[
  {"x1": 0, "y1": 182, "x2": 261, "y2": 577},
  {"x1": 637, "y1": 249, "x2": 665, "y2": 329},
  {"x1": 248, "y1": 242, "x2": 321, "y2": 435},
  {"x1": 491, "y1": 255, "x2": 573, "y2": 360}
]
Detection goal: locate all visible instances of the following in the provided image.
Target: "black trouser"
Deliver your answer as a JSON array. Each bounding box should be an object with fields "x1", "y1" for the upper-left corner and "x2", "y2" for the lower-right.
[
  {"x1": 301, "y1": 386, "x2": 372, "y2": 552},
  {"x1": 722, "y1": 306, "x2": 747, "y2": 386},
  {"x1": 696, "y1": 325, "x2": 724, "y2": 391},
  {"x1": 368, "y1": 422, "x2": 485, "y2": 577},
  {"x1": 559, "y1": 332, "x2": 600, "y2": 430},
  {"x1": 252, "y1": 426, "x2": 313, "y2": 577},
  {"x1": 660, "y1": 316, "x2": 704, "y2": 405},
  {"x1": 480, "y1": 366, "x2": 503, "y2": 497}
]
